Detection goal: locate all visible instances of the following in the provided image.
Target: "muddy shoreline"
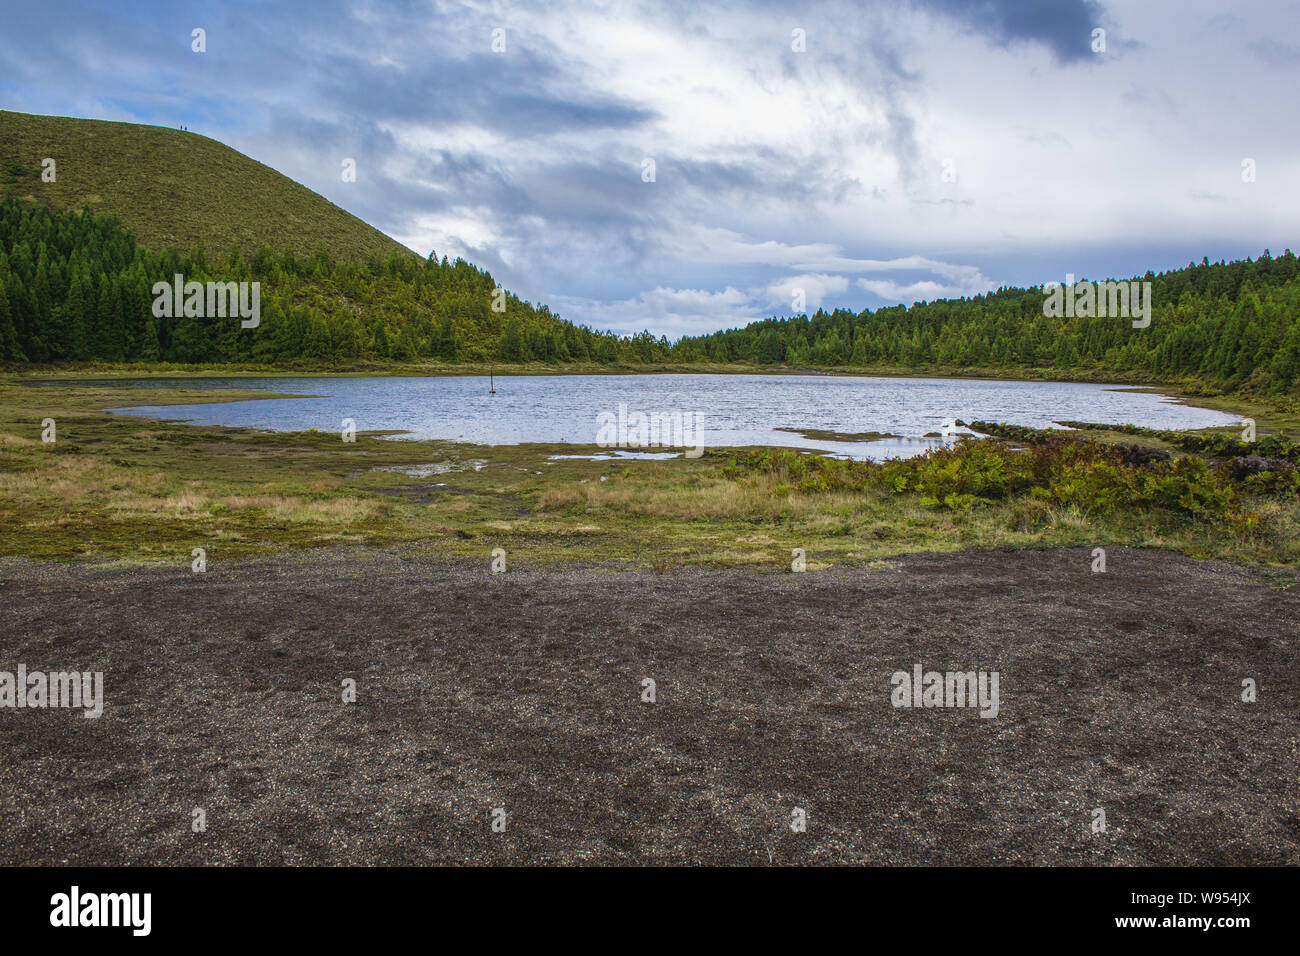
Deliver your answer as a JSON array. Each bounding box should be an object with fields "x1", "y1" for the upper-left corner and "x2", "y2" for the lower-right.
[{"x1": 1, "y1": 546, "x2": 1296, "y2": 865}]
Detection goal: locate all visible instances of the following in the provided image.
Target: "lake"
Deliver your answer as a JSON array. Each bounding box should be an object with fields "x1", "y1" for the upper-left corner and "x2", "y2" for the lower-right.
[{"x1": 106, "y1": 373, "x2": 1243, "y2": 460}]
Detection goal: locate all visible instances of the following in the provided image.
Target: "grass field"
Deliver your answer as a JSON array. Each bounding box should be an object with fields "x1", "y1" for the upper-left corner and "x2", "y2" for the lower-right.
[{"x1": 2, "y1": 376, "x2": 1299, "y2": 575}]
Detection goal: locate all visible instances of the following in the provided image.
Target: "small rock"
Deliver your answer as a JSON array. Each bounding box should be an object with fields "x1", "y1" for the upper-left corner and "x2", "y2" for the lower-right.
[
  {"x1": 1117, "y1": 443, "x2": 1171, "y2": 466},
  {"x1": 1230, "y1": 455, "x2": 1292, "y2": 481}
]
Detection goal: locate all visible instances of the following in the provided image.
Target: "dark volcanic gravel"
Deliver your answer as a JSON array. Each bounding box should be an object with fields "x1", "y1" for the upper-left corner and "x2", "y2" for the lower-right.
[{"x1": 0, "y1": 546, "x2": 1296, "y2": 865}]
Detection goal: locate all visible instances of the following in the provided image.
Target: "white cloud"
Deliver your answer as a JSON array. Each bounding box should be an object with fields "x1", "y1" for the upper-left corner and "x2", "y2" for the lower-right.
[
  {"x1": 764, "y1": 273, "x2": 850, "y2": 311},
  {"x1": 858, "y1": 278, "x2": 985, "y2": 304},
  {"x1": 550, "y1": 285, "x2": 763, "y2": 338},
  {"x1": 9, "y1": 0, "x2": 1299, "y2": 340}
]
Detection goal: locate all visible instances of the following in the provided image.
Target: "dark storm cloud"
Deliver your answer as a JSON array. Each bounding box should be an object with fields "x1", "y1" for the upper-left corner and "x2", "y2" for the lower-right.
[
  {"x1": 666, "y1": 0, "x2": 1109, "y2": 61},
  {"x1": 917, "y1": 0, "x2": 1108, "y2": 61}
]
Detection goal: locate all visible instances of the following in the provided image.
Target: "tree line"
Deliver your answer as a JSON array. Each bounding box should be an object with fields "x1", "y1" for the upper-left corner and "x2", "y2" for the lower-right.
[
  {"x1": 0, "y1": 198, "x2": 663, "y2": 365},
  {"x1": 672, "y1": 252, "x2": 1300, "y2": 393},
  {"x1": 3, "y1": 197, "x2": 1298, "y2": 395}
]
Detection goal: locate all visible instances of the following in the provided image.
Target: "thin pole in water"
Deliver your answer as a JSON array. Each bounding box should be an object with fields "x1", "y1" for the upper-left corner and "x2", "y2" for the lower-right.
[{"x1": 490, "y1": 364, "x2": 496, "y2": 394}]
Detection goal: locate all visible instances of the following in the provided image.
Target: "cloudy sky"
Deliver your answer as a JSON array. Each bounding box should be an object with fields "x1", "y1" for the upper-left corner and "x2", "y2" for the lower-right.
[{"x1": 3, "y1": 0, "x2": 1297, "y2": 337}]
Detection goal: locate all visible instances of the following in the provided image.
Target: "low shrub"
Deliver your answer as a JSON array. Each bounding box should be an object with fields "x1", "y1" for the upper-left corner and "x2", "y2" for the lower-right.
[{"x1": 723, "y1": 430, "x2": 1281, "y2": 524}]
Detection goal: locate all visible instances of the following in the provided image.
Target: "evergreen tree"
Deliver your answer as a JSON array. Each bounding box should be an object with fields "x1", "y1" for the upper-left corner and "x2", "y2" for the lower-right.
[{"x1": 0, "y1": 282, "x2": 23, "y2": 360}]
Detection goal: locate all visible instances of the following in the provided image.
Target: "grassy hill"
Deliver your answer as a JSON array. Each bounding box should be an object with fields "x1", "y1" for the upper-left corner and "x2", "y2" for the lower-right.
[
  {"x1": 0, "y1": 110, "x2": 660, "y2": 366},
  {"x1": 0, "y1": 194, "x2": 637, "y2": 365},
  {"x1": 0, "y1": 109, "x2": 411, "y2": 262}
]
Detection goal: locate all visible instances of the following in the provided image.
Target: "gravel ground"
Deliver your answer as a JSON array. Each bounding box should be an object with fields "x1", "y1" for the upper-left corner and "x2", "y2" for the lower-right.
[{"x1": 0, "y1": 545, "x2": 1296, "y2": 865}]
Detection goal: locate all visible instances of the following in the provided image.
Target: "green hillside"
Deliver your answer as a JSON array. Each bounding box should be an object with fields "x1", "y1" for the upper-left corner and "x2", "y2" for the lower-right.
[
  {"x1": 0, "y1": 109, "x2": 409, "y2": 262},
  {"x1": 0, "y1": 196, "x2": 640, "y2": 364},
  {"x1": 0, "y1": 110, "x2": 654, "y2": 366}
]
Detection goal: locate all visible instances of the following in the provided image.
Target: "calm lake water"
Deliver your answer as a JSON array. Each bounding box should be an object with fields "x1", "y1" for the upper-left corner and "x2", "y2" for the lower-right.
[{"x1": 106, "y1": 374, "x2": 1242, "y2": 460}]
